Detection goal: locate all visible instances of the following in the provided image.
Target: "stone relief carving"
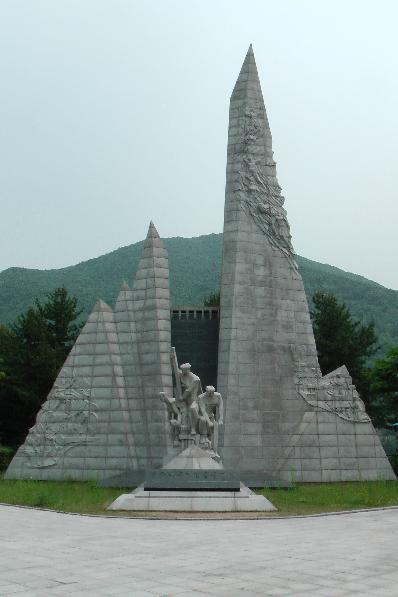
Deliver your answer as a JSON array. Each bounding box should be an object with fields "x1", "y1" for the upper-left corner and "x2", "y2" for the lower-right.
[
  {"x1": 316, "y1": 367, "x2": 370, "y2": 423},
  {"x1": 235, "y1": 107, "x2": 298, "y2": 271},
  {"x1": 160, "y1": 348, "x2": 223, "y2": 461},
  {"x1": 293, "y1": 352, "x2": 370, "y2": 423},
  {"x1": 241, "y1": 107, "x2": 264, "y2": 149},
  {"x1": 22, "y1": 376, "x2": 98, "y2": 468}
]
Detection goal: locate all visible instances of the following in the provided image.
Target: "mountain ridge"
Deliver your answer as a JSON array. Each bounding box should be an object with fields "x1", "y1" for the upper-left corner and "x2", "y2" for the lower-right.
[{"x1": 1, "y1": 233, "x2": 397, "y2": 348}]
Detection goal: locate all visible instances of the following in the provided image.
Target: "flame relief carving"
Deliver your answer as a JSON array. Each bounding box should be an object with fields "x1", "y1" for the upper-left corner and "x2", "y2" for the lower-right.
[{"x1": 236, "y1": 107, "x2": 298, "y2": 271}]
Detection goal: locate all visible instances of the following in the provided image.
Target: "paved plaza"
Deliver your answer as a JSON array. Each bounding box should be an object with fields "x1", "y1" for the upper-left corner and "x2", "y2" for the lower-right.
[{"x1": 0, "y1": 505, "x2": 397, "y2": 596}]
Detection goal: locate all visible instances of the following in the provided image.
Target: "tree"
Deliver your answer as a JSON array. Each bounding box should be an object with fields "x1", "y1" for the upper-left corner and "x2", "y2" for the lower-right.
[
  {"x1": 35, "y1": 287, "x2": 82, "y2": 365},
  {"x1": 0, "y1": 323, "x2": 36, "y2": 446},
  {"x1": 11, "y1": 308, "x2": 58, "y2": 399},
  {"x1": 367, "y1": 347, "x2": 398, "y2": 426},
  {"x1": 204, "y1": 291, "x2": 220, "y2": 307},
  {"x1": 0, "y1": 288, "x2": 82, "y2": 447},
  {"x1": 0, "y1": 357, "x2": 5, "y2": 381},
  {"x1": 311, "y1": 291, "x2": 378, "y2": 404},
  {"x1": 311, "y1": 291, "x2": 378, "y2": 378}
]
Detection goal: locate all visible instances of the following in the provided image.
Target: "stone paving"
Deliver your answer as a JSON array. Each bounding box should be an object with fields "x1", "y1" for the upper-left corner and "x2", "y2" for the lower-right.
[{"x1": 1, "y1": 506, "x2": 397, "y2": 596}]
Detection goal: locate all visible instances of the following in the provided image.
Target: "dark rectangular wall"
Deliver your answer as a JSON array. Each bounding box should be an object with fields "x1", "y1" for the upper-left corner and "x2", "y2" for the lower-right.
[{"x1": 171, "y1": 308, "x2": 219, "y2": 389}]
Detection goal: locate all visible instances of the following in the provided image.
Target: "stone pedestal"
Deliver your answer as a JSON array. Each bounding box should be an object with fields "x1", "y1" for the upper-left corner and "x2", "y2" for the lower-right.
[
  {"x1": 107, "y1": 445, "x2": 276, "y2": 512},
  {"x1": 107, "y1": 484, "x2": 276, "y2": 512}
]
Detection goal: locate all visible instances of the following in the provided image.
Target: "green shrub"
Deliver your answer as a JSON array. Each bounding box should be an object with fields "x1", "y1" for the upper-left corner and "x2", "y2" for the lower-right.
[
  {"x1": 389, "y1": 454, "x2": 398, "y2": 476},
  {"x1": 0, "y1": 446, "x2": 15, "y2": 472}
]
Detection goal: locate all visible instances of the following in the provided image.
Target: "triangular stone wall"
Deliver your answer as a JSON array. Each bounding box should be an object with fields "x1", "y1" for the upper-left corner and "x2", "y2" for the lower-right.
[
  {"x1": 115, "y1": 221, "x2": 173, "y2": 471},
  {"x1": 217, "y1": 46, "x2": 395, "y2": 482},
  {"x1": 6, "y1": 223, "x2": 172, "y2": 481},
  {"x1": 6, "y1": 300, "x2": 134, "y2": 480}
]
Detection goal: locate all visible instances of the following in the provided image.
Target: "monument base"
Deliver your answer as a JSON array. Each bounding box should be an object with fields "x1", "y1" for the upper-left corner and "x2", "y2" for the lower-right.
[{"x1": 107, "y1": 483, "x2": 276, "y2": 512}]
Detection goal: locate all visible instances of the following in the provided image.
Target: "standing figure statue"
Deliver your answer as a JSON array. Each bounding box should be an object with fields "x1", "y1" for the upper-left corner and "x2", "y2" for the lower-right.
[
  {"x1": 178, "y1": 363, "x2": 203, "y2": 435},
  {"x1": 198, "y1": 386, "x2": 224, "y2": 459},
  {"x1": 159, "y1": 392, "x2": 182, "y2": 446},
  {"x1": 162, "y1": 348, "x2": 224, "y2": 458}
]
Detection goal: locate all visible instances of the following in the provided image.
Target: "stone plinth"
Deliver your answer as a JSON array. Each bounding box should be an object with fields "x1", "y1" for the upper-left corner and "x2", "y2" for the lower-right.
[
  {"x1": 107, "y1": 484, "x2": 276, "y2": 512},
  {"x1": 108, "y1": 445, "x2": 276, "y2": 511}
]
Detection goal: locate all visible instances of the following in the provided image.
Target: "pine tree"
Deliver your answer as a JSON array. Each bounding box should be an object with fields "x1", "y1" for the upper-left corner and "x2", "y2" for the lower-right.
[
  {"x1": 311, "y1": 292, "x2": 378, "y2": 378},
  {"x1": 311, "y1": 291, "x2": 378, "y2": 408},
  {"x1": 35, "y1": 287, "x2": 82, "y2": 368},
  {"x1": 367, "y1": 347, "x2": 398, "y2": 426},
  {"x1": 0, "y1": 288, "x2": 82, "y2": 447},
  {"x1": 204, "y1": 291, "x2": 220, "y2": 307}
]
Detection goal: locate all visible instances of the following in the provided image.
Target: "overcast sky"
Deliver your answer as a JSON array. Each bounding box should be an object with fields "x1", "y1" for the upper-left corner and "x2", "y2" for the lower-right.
[{"x1": 1, "y1": 0, "x2": 397, "y2": 289}]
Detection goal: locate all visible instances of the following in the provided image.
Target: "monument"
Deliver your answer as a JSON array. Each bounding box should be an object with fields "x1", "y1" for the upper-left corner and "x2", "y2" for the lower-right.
[
  {"x1": 217, "y1": 45, "x2": 395, "y2": 482},
  {"x1": 6, "y1": 46, "x2": 395, "y2": 496}
]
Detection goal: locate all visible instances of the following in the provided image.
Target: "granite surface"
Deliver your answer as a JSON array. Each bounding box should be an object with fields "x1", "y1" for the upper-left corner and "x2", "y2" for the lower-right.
[
  {"x1": 6, "y1": 222, "x2": 173, "y2": 481},
  {"x1": 217, "y1": 45, "x2": 395, "y2": 482},
  {"x1": 1, "y1": 505, "x2": 397, "y2": 595}
]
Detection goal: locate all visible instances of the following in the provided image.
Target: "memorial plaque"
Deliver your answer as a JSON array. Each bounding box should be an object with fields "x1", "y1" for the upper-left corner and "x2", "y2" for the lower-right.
[{"x1": 144, "y1": 469, "x2": 240, "y2": 491}]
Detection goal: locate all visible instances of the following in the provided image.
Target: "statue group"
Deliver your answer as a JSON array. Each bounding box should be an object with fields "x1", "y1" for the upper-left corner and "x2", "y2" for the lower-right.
[{"x1": 160, "y1": 348, "x2": 223, "y2": 461}]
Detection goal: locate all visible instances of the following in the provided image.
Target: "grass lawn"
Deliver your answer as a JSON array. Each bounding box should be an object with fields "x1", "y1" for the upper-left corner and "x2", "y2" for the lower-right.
[
  {"x1": 0, "y1": 476, "x2": 397, "y2": 516},
  {"x1": 0, "y1": 477, "x2": 121, "y2": 514},
  {"x1": 259, "y1": 481, "x2": 398, "y2": 515}
]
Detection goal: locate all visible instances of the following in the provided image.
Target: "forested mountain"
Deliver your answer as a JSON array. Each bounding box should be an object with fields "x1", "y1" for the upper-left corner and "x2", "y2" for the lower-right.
[{"x1": 1, "y1": 233, "x2": 397, "y2": 348}]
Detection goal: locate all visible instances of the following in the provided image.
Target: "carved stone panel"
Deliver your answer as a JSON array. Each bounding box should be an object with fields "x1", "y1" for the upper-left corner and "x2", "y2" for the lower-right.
[
  {"x1": 236, "y1": 108, "x2": 298, "y2": 272},
  {"x1": 21, "y1": 376, "x2": 98, "y2": 469},
  {"x1": 295, "y1": 363, "x2": 371, "y2": 424}
]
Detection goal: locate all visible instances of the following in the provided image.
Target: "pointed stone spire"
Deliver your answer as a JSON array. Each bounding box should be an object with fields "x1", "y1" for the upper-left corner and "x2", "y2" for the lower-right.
[
  {"x1": 219, "y1": 48, "x2": 317, "y2": 474},
  {"x1": 93, "y1": 299, "x2": 113, "y2": 313},
  {"x1": 227, "y1": 44, "x2": 273, "y2": 173},
  {"x1": 218, "y1": 47, "x2": 395, "y2": 484},
  {"x1": 147, "y1": 220, "x2": 160, "y2": 239},
  {"x1": 117, "y1": 222, "x2": 172, "y2": 470},
  {"x1": 114, "y1": 281, "x2": 132, "y2": 322},
  {"x1": 232, "y1": 44, "x2": 263, "y2": 99},
  {"x1": 133, "y1": 221, "x2": 169, "y2": 284}
]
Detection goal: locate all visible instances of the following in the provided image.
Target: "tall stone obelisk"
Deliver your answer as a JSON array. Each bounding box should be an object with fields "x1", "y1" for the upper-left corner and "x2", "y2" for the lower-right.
[{"x1": 218, "y1": 46, "x2": 395, "y2": 482}]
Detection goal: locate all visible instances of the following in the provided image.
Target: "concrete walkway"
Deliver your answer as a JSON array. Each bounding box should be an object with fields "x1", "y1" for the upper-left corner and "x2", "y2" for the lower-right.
[{"x1": 0, "y1": 506, "x2": 397, "y2": 596}]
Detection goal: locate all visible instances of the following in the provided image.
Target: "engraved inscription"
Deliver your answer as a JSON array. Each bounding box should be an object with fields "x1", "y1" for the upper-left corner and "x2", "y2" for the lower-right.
[{"x1": 144, "y1": 468, "x2": 240, "y2": 491}]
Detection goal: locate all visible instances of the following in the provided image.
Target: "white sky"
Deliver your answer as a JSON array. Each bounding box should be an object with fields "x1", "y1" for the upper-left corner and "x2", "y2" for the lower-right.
[{"x1": 1, "y1": 0, "x2": 397, "y2": 289}]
